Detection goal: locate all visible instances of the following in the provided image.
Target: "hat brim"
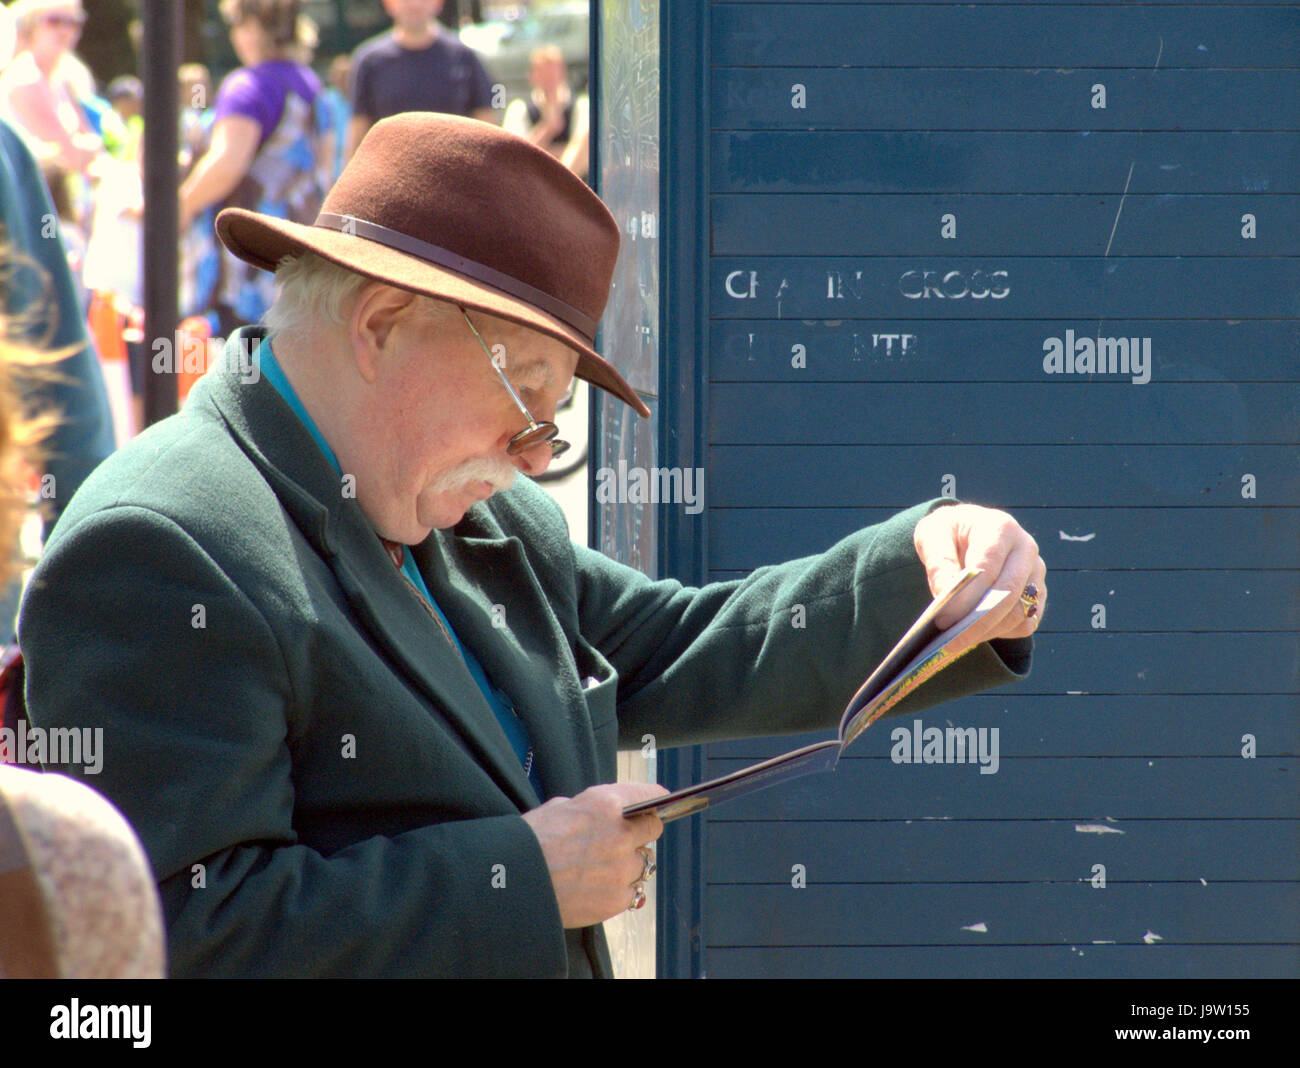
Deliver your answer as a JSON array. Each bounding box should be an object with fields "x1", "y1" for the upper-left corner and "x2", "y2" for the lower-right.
[{"x1": 216, "y1": 207, "x2": 651, "y2": 418}]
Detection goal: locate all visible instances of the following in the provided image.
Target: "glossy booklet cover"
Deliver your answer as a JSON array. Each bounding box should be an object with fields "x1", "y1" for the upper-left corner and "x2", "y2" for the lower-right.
[{"x1": 623, "y1": 567, "x2": 1009, "y2": 823}]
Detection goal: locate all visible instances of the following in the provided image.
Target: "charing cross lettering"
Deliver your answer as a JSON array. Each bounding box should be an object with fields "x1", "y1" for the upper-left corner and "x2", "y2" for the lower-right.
[{"x1": 899, "y1": 269, "x2": 1010, "y2": 300}]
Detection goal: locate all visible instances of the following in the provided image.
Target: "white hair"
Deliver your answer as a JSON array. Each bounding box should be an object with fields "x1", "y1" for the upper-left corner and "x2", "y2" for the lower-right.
[
  {"x1": 264, "y1": 251, "x2": 458, "y2": 341},
  {"x1": 263, "y1": 252, "x2": 372, "y2": 341}
]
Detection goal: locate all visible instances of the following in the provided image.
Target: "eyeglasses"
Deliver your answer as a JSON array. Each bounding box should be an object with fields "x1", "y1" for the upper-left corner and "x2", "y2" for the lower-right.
[
  {"x1": 459, "y1": 307, "x2": 570, "y2": 459},
  {"x1": 42, "y1": 13, "x2": 86, "y2": 30}
]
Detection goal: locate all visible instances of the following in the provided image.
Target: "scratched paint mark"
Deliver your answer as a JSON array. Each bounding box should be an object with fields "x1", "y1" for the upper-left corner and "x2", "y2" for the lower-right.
[
  {"x1": 1200, "y1": 878, "x2": 1208, "y2": 886},
  {"x1": 961, "y1": 921, "x2": 989, "y2": 933},
  {"x1": 1092, "y1": 940, "x2": 1116, "y2": 945},
  {"x1": 1066, "y1": 690, "x2": 1088, "y2": 695},
  {"x1": 1142, "y1": 930, "x2": 1163, "y2": 945},
  {"x1": 1153, "y1": 36, "x2": 1164, "y2": 72},
  {"x1": 1104, "y1": 160, "x2": 1136, "y2": 258},
  {"x1": 1075, "y1": 823, "x2": 1125, "y2": 835},
  {"x1": 773, "y1": 277, "x2": 789, "y2": 320},
  {"x1": 1060, "y1": 530, "x2": 1096, "y2": 542}
]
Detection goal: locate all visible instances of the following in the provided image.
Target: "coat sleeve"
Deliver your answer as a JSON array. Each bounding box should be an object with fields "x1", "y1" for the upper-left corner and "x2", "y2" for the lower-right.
[
  {"x1": 570, "y1": 499, "x2": 1032, "y2": 750},
  {"x1": 0, "y1": 118, "x2": 116, "y2": 539},
  {"x1": 20, "y1": 504, "x2": 568, "y2": 978}
]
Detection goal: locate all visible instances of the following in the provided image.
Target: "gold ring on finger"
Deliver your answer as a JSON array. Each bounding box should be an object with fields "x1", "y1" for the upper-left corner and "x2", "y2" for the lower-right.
[{"x1": 1019, "y1": 582, "x2": 1040, "y2": 619}]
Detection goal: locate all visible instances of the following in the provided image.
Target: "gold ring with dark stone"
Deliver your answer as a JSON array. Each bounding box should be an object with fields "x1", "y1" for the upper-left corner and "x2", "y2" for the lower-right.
[{"x1": 1020, "y1": 582, "x2": 1040, "y2": 618}]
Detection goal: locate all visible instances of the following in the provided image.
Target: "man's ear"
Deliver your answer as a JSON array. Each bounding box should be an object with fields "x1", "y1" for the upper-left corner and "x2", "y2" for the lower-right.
[{"x1": 349, "y1": 283, "x2": 418, "y2": 383}]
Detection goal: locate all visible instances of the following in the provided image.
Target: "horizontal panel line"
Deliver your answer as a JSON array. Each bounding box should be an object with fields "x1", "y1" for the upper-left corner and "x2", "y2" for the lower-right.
[
  {"x1": 708, "y1": 253, "x2": 1300, "y2": 259},
  {"x1": 716, "y1": 2, "x2": 1300, "y2": 5},
  {"x1": 707, "y1": 821, "x2": 1300, "y2": 826},
  {"x1": 724, "y1": 752, "x2": 1300, "y2": 758},
  {"x1": 824, "y1": 753, "x2": 1300, "y2": 758},
  {"x1": 710, "y1": 565, "x2": 1300, "y2": 572},
  {"x1": 707, "y1": 318, "x2": 1300, "y2": 323},
  {"x1": 713, "y1": 2, "x2": 1300, "y2": 5},
  {"x1": 706, "y1": 880, "x2": 1300, "y2": 886},
  {"x1": 714, "y1": 2, "x2": 1300, "y2": 5},
  {"x1": 711, "y1": 67, "x2": 1300, "y2": 73},
  {"x1": 707, "y1": 317, "x2": 1300, "y2": 321},
  {"x1": 710, "y1": 566, "x2": 1300, "y2": 575},
  {"x1": 712, "y1": 381, "x2": 1300, "y2": 387},
  {"x1": 708, "y1": 380, "x2": 1300, "y2": 385},
  {"x1": 712, "y1": 63, "x2": 1300, "y2": 69},
  {"x1": 712, "y1": 509, "x2": 1300, "y2": 511},
  {"x1": 709, "y1": 442, "x2": 1300, "y2": 448},
  {"x1": 711, "y1": 128, "x2": 1300, "y2": 134},
  {"x1": 708, "y1": 507, "x2": 1299, "y2": 513},
  {"x1": 705, "y1": 942, "x2": 1300, "y2": 949},
  {"x1": 711, "y1": 192, "x2": 1300, "y2": 197},
  {"x1": 706, "y1": 443, "x2": 1300, "y2": 448}
]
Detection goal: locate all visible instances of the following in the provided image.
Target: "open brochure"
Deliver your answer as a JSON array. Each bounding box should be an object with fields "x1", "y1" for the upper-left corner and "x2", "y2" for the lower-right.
[{"x1": 623, "y1": 567, "x2": 1009, "y2": 823}]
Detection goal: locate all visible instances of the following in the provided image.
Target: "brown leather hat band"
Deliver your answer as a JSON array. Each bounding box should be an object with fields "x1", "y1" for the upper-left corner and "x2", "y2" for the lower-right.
[{"x1": 314, "y1": 213, "x2": 599, "y2": 342}]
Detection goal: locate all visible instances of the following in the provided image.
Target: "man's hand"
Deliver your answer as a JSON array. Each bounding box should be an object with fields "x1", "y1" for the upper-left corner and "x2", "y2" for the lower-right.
[
  {"x1": 522, "y1": 783, "x2": 668, "y2": 929},
  {"x1": 913, "y1": 503, "x2": 1046, "y2": 644}
]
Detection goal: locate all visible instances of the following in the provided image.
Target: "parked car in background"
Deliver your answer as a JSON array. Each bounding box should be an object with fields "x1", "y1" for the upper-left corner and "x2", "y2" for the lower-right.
[{"x1": 461, "y1": 2, "x2": 589, "y2": 100}]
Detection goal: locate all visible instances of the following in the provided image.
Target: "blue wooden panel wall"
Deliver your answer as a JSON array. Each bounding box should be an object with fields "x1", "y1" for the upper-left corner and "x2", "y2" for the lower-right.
[{"x1": 652, "y1": 0, "x2": 1299, "y2": 978}]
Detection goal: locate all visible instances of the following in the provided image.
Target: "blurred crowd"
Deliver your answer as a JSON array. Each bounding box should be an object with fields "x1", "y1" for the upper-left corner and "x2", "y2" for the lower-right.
[
  {"x1": 0, "y1": 0, "x2": 590, "y2": 433},
  {"x1": 0, "y1": 0, "x2": 592, "y2": 978}
]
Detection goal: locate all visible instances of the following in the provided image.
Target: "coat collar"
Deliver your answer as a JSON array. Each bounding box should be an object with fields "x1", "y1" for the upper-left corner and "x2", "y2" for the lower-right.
[{"x1": 196, "y1": 328, "x2": 600, "y2": 809}]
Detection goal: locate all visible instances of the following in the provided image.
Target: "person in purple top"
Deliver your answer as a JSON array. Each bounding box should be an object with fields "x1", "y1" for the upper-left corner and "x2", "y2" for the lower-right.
[{"x1": 179, "y1": 0, "x2": 327, "y2": 334}]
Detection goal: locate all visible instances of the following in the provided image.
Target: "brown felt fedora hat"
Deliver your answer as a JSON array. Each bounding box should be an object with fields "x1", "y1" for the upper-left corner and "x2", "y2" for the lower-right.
[{"x1": 216, "y1": 112, "x2": 649, "y2": 417}]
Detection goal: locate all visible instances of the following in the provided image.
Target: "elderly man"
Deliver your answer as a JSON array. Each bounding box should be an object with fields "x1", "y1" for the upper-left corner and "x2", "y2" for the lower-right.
[{"x1": 19, "y1": 114, "x2": 1044, "y2": 978}]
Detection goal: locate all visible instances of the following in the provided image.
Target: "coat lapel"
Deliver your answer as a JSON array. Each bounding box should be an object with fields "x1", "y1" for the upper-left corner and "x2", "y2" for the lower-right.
[
  {"x1": 199, "y1": 331, "x2": 540, "y2": 812},
  {"x1": 414, "y1": 528, "x2": 602, "y2": 803}
]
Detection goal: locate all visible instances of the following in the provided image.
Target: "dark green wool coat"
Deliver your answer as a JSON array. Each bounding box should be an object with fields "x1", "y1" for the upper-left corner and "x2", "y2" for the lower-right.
[{"x1": 19, "y1": 329, "x2": 1030, "y2": 977}]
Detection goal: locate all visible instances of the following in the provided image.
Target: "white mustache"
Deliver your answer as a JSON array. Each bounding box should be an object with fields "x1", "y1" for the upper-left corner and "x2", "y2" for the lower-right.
[{"x1": 428, "y1": 457, "x2": 517, "y2": 498}]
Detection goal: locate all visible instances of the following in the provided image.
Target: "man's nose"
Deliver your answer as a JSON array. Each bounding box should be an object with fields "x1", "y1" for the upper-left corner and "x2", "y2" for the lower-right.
[{"x1": 511, "y1": 437, "x2": 555, "y2": 479}]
